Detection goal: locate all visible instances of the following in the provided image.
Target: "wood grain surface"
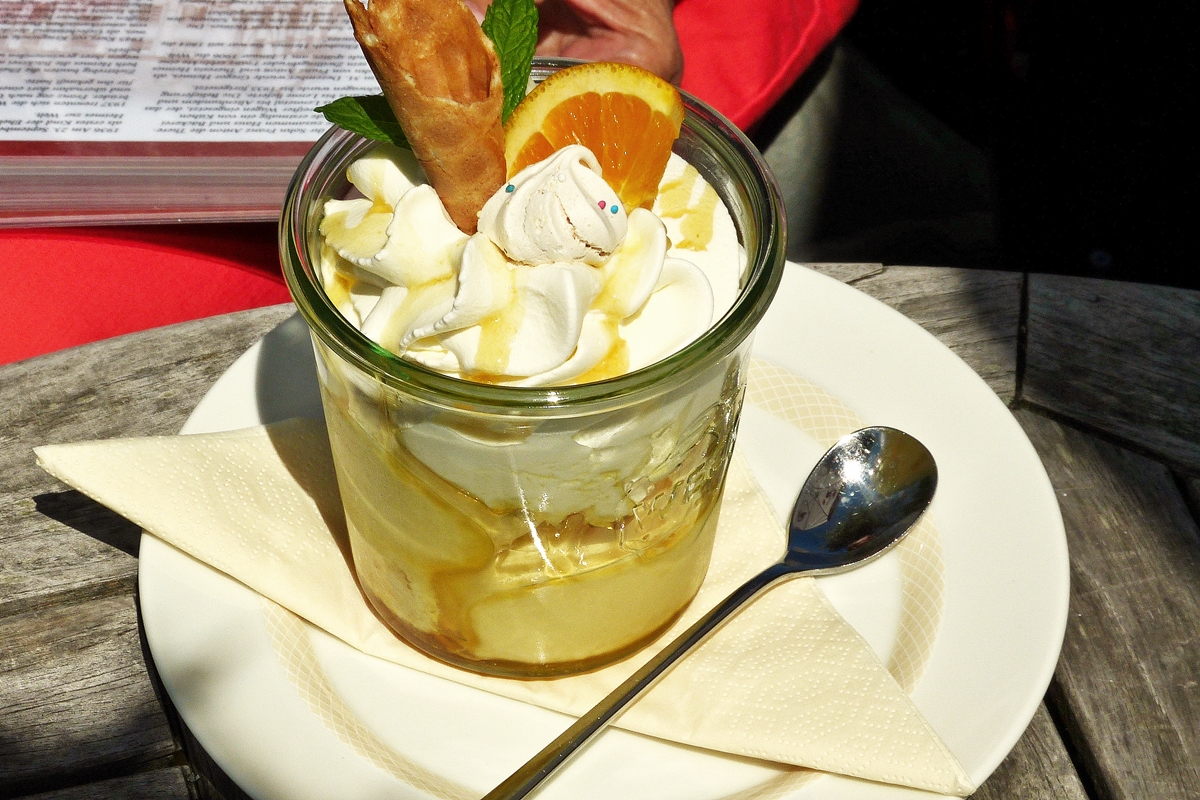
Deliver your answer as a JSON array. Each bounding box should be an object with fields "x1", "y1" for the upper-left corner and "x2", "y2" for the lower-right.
[
  {"x1": 0, "y1": 305, "x2": 295, "y2": 799},
  {"x1": 0, "y1": 305, "x2": 295, "y2": 618},
  {"x1": 0, "y1": 593, "x2": 175, "y2": 797},
  {"x1": 1017, "y1": 409, "x2": 1200, "y2": 800},
  {"x1": 1023, "y1": 274, "x2": 1200, "y2": 471},
  {"x1": 18, "y1": 768, "x2": 195, "y2": 800},
  {"x1": 969, "y1": 705, "x2": 1088, "y2": 800}
]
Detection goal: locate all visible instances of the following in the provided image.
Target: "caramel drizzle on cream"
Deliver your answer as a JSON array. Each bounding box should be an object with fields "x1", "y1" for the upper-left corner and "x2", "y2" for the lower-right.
[{"x1": 656, "y1": 164, "x2": 717, "y2": 251}]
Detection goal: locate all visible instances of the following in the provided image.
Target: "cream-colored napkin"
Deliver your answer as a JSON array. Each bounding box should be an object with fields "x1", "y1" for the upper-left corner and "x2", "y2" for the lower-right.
[{"x1": 35, "y1": 418, "x2": 972, "y2": 796}]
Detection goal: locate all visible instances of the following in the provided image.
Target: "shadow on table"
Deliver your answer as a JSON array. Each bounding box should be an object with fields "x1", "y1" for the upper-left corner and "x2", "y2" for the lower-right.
[
  {"x1": 0, "y1": 713, "x2": 172, "y2": 800},
  {"x1": 33, "y1": 490, "x2": 141, "y2": 558}
]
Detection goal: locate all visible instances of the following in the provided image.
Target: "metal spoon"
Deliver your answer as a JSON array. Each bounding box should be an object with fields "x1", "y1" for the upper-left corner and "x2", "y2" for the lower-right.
[{"x1": 483, "y1": 426, "x2": 938, "y2": 800}]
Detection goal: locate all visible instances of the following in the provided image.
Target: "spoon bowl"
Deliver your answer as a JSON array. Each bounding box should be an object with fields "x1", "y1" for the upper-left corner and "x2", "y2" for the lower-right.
[
  {"x1": 786, "y1": 426, "x2": 937, "y2": 572},
  {"x1": 484, "y1": 426, "x2": 938, "y2": 800}
]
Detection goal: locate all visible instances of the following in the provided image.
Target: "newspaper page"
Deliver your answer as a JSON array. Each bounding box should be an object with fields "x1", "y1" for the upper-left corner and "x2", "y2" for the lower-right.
[{"x1": 0, "y1": 0, "x2": 380, "y2": 141}]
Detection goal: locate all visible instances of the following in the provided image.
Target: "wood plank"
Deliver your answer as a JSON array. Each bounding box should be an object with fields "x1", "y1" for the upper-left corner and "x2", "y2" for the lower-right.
[
  {"x1": 836, "y1": 265, "x2": 1021, "y2": 403},
  {"x1": 0, "y1": 304, "x2": 295, "y2": 619},
  {"x1": 1016, "y1": 410, "x2": 1200, "y2": 800},
  {"x1": 801, "y1": 262, "x2": 885, "y2": 284},
  {"x1": 18, "y1": 767, "x2": 195, "y2": 800},
  {"x1": 970, "y1": 704, "x2": 1088, "y2": 799},
  {"x1": 0, "y1": 308, "x2": 295, "y2": 794},
  {"x1": 1024, "y1": 274, "x2": 1200, "y2": 471},
  {"x1": 0, "y1": 592, "x2": 177, "y2": 796}
]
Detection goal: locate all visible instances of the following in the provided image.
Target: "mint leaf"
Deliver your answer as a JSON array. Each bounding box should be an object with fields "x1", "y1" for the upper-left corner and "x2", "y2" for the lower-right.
[
  {"x1": 482, "y1": 0, "x2": 538, "y2": 123},
  {"x1": 315, "y1": 95, "x2": 409, "y2": 148}
]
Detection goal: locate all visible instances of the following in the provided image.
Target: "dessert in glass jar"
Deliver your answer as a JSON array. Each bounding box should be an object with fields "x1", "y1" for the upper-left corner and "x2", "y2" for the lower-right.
[{"x1": 282, "y1": 52, "x2": 784, "y2": 676}]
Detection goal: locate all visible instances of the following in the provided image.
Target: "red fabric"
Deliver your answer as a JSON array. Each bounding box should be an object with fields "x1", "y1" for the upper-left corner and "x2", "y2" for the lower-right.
[
  {"x1": 675, "y1": 0, "x2": 858, "y2": 130},
  {"x1": 2, "y1": 1, "x2": 856, "y2": 365},
  {"x1": 0, "y1": 224, "x2": 290, "y2": 365}
]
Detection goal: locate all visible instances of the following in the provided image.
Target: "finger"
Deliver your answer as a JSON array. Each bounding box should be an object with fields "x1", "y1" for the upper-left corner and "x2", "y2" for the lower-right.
[{"x1": 535, "y1": 0, "x2": 682, "y2": 83}]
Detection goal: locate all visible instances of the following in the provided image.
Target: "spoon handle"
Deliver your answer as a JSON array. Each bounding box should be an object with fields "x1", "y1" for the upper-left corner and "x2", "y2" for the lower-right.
[{"x1": 481, "y1": 561, "x2": 795, "y2": 800}]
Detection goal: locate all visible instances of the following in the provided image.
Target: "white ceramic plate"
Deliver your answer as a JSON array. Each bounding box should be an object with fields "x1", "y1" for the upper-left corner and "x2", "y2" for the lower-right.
[{"x1": 139, "y1": 264, "x2": 1068, "y2": 799}]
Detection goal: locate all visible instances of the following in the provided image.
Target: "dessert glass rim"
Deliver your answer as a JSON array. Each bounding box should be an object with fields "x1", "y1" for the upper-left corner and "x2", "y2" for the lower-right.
[{"x1": 280, "y1": 57, "x2": 786, "y2": 415}]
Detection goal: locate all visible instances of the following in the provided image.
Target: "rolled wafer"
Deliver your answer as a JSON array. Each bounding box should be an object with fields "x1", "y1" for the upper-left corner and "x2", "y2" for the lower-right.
[{"x1": 343, "y1": 0, "x2": 506, "y2": 233}]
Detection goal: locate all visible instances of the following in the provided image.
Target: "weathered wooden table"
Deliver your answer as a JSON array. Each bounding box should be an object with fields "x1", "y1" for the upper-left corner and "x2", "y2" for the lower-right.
[{"x1": 2, "y1": 264, "x2": 1197, "y2": 800}]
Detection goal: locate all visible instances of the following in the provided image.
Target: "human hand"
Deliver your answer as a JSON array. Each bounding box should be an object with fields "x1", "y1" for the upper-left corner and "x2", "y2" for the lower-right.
[{"x1": 465, "y1": 0, "x2": 683, "y2": 84}]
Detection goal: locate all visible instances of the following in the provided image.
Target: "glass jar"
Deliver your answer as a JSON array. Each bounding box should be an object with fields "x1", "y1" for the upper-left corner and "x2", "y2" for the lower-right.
[{"x1": 281, "y1": 60, "x2": 785, "y2": 677}]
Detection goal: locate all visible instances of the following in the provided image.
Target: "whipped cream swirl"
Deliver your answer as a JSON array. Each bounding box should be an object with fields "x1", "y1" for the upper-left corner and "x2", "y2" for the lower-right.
[
  {"x1": 319, "y1": 144, "x2": 738, "y2": 386},
  {"x1": 479, "y1": 145, "x2": 627, "y2": 266}
]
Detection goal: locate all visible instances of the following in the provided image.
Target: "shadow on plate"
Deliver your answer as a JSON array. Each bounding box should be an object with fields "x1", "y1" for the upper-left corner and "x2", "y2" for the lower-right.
[{"x1": 254, "y1": 313, "x2": 323, "y2": 425}]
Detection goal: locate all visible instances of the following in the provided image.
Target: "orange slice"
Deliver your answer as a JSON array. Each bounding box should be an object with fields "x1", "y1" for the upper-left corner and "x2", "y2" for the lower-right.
[{"x1": 504, "y1": 62, "x2": 685, "y2": 210}]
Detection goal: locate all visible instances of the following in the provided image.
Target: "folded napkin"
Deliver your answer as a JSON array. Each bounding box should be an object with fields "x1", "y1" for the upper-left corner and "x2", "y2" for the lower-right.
[{"x1": 35, "y1": 419, "x2": 972, "y2": 796}]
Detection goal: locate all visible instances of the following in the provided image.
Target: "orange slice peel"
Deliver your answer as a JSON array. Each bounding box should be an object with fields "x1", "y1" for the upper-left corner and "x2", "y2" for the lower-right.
[{"x1": 504, "y1": 62, "x2": 685, "y2": 210}]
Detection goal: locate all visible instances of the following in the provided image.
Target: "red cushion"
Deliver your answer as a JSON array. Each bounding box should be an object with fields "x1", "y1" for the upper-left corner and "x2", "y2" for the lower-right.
[
  {"x1": 0, "y1": 224, "x2": 290, "y2": 365},
  {"x1": 676, "y1": 0, "x2": 858, "y2": 130}
]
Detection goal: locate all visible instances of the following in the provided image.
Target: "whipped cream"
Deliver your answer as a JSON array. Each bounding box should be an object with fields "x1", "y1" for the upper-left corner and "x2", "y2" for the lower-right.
[
  {"x1": 318, "y1": 143, "x2": 742, "y2": 386},
  {"x1": 479, "y1": 145, "x2": 627, "y2": 266}
]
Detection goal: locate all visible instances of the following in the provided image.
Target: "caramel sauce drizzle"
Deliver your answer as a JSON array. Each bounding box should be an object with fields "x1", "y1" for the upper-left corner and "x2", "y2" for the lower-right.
[{"x1": 656, "y1": 164, "x2": 716, "y2": 251}]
